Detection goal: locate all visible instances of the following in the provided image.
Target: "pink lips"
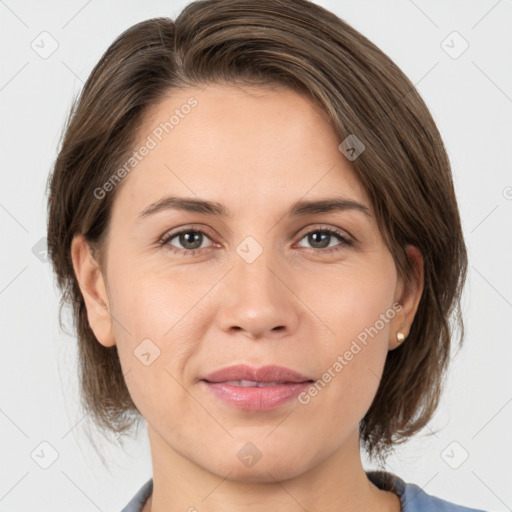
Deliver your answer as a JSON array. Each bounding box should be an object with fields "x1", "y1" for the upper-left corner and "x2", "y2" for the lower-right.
[{"x1": 200, "y1": 364, "x2": 314, "y2": 411}]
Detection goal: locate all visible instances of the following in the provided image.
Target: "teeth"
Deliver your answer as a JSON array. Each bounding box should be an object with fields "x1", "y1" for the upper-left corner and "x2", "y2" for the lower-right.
[{"x1": 224, "y1": 380, "x2": 283, "y2": 387}]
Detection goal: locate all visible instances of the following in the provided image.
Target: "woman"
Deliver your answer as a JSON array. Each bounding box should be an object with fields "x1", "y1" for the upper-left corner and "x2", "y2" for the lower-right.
[{"x1": 46, "y1": 0, "x2": 486, "y2": 510}]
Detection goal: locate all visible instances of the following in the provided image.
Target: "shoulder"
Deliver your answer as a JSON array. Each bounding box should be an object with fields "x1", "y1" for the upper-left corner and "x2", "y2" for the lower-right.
[
  {"x1": 120, "y1": 479, "x2": 153, "y2": 512},
  {"x1": 366, "y1": 471, "x2": 489, "y2": 512},
  {"x1": 400, "y1": 480, "x2": 488, "y2": 511}
]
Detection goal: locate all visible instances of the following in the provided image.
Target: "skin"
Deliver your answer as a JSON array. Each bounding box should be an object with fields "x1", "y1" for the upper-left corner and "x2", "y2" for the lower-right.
[{"x1": 71, "y1": 84, "x2": 423, "y2": 512}]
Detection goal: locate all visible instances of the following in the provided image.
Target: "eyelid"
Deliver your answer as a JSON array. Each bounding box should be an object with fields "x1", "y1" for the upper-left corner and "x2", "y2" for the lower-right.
[
  {"x1": 157, "y1": 223, "x2": 217, "y2": 245},
  {"x1": 294, "y1": 223, "x2": 354, "y2": 242}
]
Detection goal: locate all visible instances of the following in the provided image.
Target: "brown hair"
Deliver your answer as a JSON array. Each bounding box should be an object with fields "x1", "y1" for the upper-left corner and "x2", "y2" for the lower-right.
[{"x1": 46, "y1": 0, "x2": 467, "y2": 463}]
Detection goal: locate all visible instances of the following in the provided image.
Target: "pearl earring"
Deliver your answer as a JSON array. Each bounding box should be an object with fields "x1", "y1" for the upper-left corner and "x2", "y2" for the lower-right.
[{"x1": 396, "y1": 331, "x2": 406, "y2": 344}]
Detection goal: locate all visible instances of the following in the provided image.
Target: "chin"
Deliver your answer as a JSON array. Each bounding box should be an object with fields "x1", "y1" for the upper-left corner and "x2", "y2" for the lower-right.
[{"x1": 201, "y1": 451, "x2": 307, "y2": 483}]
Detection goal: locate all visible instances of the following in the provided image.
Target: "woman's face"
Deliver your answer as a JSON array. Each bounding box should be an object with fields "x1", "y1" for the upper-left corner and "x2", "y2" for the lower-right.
[{"x1": 74, "y1": 84, "x2": 422, "y2": 482}]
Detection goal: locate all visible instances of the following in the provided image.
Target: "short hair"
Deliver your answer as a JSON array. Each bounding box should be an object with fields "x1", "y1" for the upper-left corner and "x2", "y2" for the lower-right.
[{"x1": 46, "y1": 0, "x2": 468, "y2": 463}]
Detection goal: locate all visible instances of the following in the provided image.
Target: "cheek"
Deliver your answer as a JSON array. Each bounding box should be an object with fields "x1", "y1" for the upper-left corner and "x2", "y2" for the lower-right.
[
  {"x1": 297, "y1": 258, "x2": 396, "y2": 416},
  {"x1": 107, "y1": 247, "x2": 213, "y2": 341},
  {"x1": 106, "y1": 267, "x2": 204, "y2": 427},
  {"x1": 105, "y1": 254, "x2": 219, "y2": 412},
  {"x1": 300, "y1": 252, "x2": 397, "y2": 346}
]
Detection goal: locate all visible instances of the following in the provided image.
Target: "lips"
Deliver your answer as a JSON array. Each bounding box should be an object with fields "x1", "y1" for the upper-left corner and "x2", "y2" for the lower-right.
[
  {"x1": 200, "y1": 364, "x2": 314, "y2": 410},
  {"x1": 201, "y1": 364, "x2": 313, "y2": 385},
  {"x1": 223, "y1": 380, "x2": 287, "y2": 387}
]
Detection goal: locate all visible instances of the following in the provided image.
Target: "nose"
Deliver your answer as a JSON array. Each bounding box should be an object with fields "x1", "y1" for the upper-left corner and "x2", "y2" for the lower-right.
[{"x1": 216, "y1": 248, "x2": 300, "y2": 341}]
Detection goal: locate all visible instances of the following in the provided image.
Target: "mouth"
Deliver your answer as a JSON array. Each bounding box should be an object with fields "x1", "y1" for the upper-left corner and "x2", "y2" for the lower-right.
[
  {"x1": 217, "y1": 380, "x2": 301, "y2": 387},
  {"x1": 199, "y1": 364, "x2": 315, "y2": 410},
  {"x1": 201, "y1": 363, "x2": 313, "y2": 384}
]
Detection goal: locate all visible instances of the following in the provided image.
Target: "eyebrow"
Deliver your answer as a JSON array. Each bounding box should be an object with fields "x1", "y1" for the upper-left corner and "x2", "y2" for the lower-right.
[{"x1": 137, "y1": 195, "x2": 372, "y2": 220}]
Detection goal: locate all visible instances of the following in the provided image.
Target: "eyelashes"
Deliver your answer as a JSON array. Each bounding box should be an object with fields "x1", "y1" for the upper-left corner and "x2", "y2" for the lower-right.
[
  {"x1": 295, "y1": 227, "x2": 353, "y2": 253},
  {"x1": 157, "y1": 225, "x2": 354, "y2": 256}
]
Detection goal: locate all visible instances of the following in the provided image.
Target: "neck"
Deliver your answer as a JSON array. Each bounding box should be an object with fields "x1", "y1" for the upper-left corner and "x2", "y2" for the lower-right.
[{"x1": 143, "y1": 426, "x2": 401, "y2": 512}]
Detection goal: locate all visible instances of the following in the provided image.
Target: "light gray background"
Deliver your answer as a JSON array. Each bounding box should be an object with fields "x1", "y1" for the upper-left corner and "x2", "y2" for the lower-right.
[{"x1": 1, "y1": 0, "x2": 511, "y2": 510}]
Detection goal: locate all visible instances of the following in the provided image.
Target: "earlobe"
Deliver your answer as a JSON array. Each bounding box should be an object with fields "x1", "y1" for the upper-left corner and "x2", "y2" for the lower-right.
[
  {"x1": 390, "y1": 244, "x2": 424, "y2": 350},
  {"x1": 70, "y1": 234, "x2": 116, "y2": 347}
]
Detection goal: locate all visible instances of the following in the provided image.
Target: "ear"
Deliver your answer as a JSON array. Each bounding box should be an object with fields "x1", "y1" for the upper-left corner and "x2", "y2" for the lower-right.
[
  {"x1": 389, "y1": 244, "x2": 424, "y2": 350},
  {"x1": 70, "y1": 234, "x2": 115, "y2": 347}
]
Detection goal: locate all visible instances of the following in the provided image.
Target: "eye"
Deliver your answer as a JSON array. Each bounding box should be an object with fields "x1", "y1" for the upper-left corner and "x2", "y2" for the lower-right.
[
  {"x1": 158, "y1": 225, "x2": 354, "y2": 256},
  {"x1": 158, "y1": 227, "x2": 215, "y2": 256},
  {"x1": 296, "y1": 227, "x2": 353, "y2": 254}
]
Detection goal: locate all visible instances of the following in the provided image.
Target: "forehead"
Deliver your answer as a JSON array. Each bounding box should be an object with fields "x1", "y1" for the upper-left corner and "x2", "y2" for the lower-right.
[{"x1": 115, "y1": 83, "x2": 370, "y2": 219}]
